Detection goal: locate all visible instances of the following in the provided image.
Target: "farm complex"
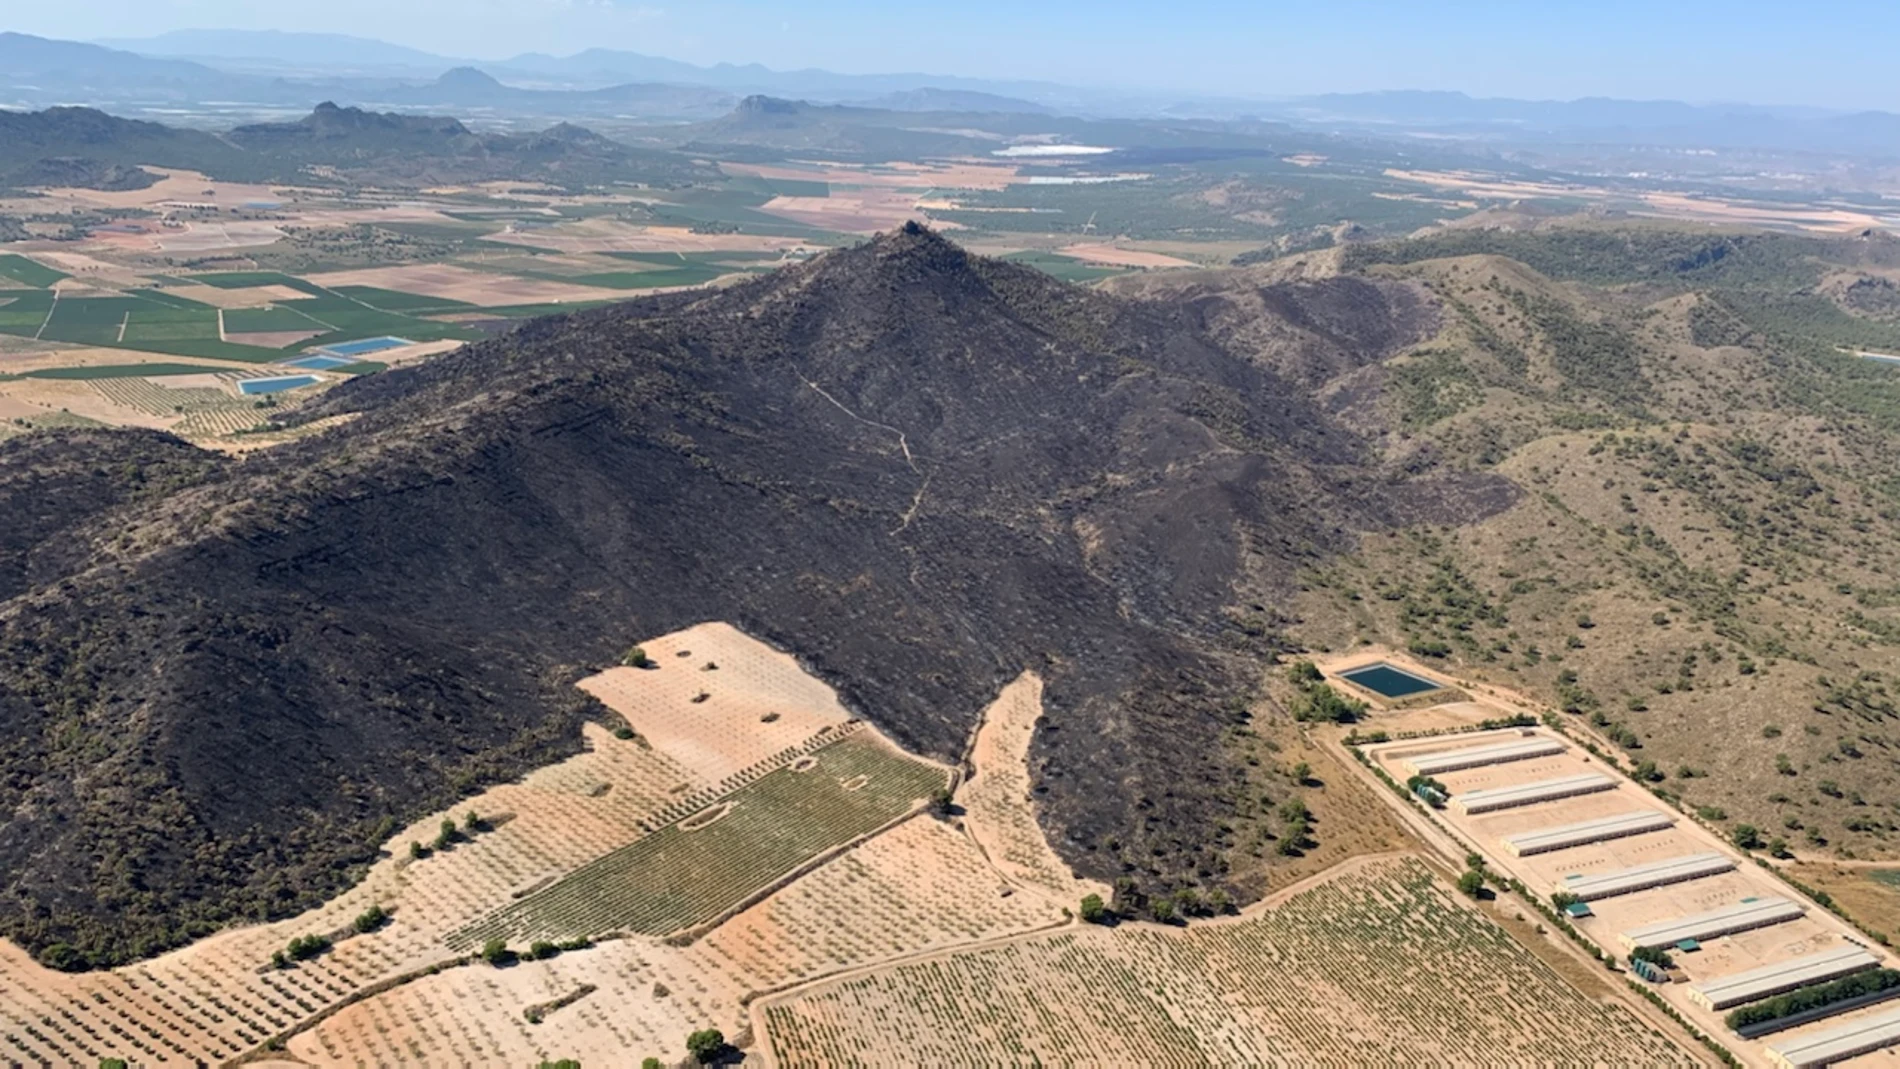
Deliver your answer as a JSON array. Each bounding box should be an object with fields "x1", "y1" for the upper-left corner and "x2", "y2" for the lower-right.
[{"x1": 1348, "y1": 652, "x2": 1900, "y2": 1069}]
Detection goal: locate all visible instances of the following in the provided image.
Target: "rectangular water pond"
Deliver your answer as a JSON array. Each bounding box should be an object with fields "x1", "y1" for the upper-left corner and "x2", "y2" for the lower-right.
[
  {"x1": 283, "y1": 354, "x2": 356, "y2": 370},
  {"x1": 238, "y1": 374, "x2": 321, "y2": 395},
  {"x1": 318, "y1": 335, "x2": 411, "y2": 357},
  {"x1": 1339, "y1": 662, "x2": 1443, "y2": 699}
]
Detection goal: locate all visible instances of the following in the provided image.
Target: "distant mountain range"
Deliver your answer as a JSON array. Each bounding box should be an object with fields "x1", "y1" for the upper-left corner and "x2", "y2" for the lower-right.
[
  {"x1": 11, "y1": 30, "x2": 1900, "y2": 162},
  {"x1": 0, "y1": 102, "x2": 712, "y2": 190},
  {"x1": 1281, "y1": 90, "x2": 1900, "y2": 157}
]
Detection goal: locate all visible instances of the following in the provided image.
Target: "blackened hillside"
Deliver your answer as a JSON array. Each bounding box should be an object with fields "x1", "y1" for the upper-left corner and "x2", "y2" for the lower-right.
[{"x1": 0, "y1": 227, "x2": 1510, "y2": 966}]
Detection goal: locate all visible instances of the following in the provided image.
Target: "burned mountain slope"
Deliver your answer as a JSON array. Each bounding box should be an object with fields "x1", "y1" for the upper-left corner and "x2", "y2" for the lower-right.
[{"x1": 0, "y1": 227, "x2": 1509, "y2": 966}]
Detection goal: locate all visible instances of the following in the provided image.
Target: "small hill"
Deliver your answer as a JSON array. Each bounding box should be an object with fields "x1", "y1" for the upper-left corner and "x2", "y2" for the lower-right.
[
  {"x1": 0, "y1": 106, "x2": 260, "y2": 188},
  {"x1": 226, "y1": 103, "x2": 714, "y2": 186}
]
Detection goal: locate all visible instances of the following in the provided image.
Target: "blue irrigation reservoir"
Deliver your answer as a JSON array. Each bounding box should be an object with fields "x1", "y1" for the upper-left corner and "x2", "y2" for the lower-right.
[
  {"x1": 239, "y1": 374, "x2": 321, "y2": 395},
  {"x1": 1338, "y1": 662, "x2": 1443, "y2": 699},
  {"x1": 317, "y1": 336, "x2": 412, "y2": 357}
]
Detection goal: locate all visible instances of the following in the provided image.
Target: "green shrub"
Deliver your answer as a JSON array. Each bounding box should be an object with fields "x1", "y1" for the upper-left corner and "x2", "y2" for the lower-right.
[
  {"x1": 686, "y1": 1028, "x2": 726, "y2": 1064},
  {"x1": 1079, "y1": 893, "x2": 1108, "y2": 924}
]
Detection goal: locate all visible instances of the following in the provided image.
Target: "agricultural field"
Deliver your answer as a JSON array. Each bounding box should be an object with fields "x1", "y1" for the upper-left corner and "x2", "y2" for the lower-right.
[
  {"x1": 447, "y1": 728, "x2": 948, "y2": 946},
  {"x1": 756, "y1": 855, "x2": 1698, "y2": 1066}
]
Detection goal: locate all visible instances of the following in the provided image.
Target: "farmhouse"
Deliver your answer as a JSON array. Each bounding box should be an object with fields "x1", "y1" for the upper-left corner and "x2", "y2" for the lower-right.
[
  {"x1": 1450, "y1": 773, "x2": 1615, "y2": 815},
  {"x1": 1687, "y1": 945, "x2": 1881, "y2": 1011},
  {"x1": 1403, "y1": 736, "x2": 1565, "y2": 777},
  {"x1": 1500, "y1": 810, "x2": 1675, "y2": 857},
  {"x1": 1766, "y1": 1003, "x2": 1900, "y2": 1068},
  {"x1": 1558, "y1": 852, "x2": 1735, "y2": 901},
  {"x1": 1618, "y1": 897, "x2": 1807, "y2": 952}
]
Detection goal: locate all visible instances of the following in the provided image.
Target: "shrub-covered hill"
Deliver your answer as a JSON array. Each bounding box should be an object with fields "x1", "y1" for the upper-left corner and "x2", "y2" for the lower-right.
[
  {"x1": 1142, "y1": 223, "x2": 1900, "y2": 887},
  {"x1": 0, "y1": 225, "x2": 1506, "y2": 967}
]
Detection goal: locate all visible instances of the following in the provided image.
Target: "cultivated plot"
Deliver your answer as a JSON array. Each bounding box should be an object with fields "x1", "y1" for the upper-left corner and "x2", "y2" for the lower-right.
[{"x1": 756, "y1": 856, "x2": 1698, "y2": 1066}]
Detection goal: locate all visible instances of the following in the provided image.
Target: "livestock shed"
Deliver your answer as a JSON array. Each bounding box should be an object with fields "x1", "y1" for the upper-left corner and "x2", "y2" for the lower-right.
[
  {"x1": 1559, "y1": 852, "x2": 1735, "y2": 902},
  {"x1": 1767, "y1": 1003, "x2": 1900, "y2": 1068},
  {"x1": 1501, "y1": 810, "x2": 1675, "y2": 857},
  {"x1": 1402, "y1": 737, "x2": 1565, "y2": 778},
  {"x1": 1450, "y1": 773, "x2": 1615, "y2": 815},
  {"x1": 1619, "y1": 897, "x2": 1807, "y2": 952},
  {"x1": 1687, "y1": 945, "x2": 1881, "y2": 1011}
]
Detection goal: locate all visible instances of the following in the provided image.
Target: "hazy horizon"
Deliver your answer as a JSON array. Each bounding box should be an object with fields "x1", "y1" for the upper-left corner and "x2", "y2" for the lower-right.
[{"x1": 12, "y1": 0, "x2": 1900, "y2": 111}]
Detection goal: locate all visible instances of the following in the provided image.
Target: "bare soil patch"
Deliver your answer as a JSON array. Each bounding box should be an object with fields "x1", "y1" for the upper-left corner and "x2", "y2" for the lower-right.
[
  {"x1": 304, "y1": 263, "x2": 629, "y2": 306},
  {"x1": 164, "y1": 283, "x2": 310, "y2": 308},
  {"x1": 484, "y1": 219, "x2": 809, "y2": 255},
  {"x1": 226, "y1": 329, "x2": 323, "y2": 349},
  {"x1": 1056, "y1": 243, "x2": 1199, "y2": 269},
  {"x1": 959, "y1": 673, "x2": 1111, "y2": 905}
]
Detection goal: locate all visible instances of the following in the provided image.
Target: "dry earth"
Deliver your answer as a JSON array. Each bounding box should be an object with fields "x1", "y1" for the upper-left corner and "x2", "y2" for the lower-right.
[{"x1": 302, "y1": 263, "x2": 629, "y2": 306}]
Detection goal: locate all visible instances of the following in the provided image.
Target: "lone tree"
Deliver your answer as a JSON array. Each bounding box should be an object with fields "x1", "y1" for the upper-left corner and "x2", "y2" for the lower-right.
[
  {"x1": 1456, "y1": 869, "x2": 1485, "y2": 898},
  {"x1": 686, "y1": 1028, "x2": 726, "y2": 1065},
  {"x1": 1079, "y1": 893, "x2": 1108, "y2": 924},
  {"x1": 482, "y1": 938, "x2": 515, "y2": 967},
  {"x1": 623, "y1": 645, "x2": 652, "y2": 669},
  {"x1": 928, "y1": 786, "x2": 955, "y2": 817}
]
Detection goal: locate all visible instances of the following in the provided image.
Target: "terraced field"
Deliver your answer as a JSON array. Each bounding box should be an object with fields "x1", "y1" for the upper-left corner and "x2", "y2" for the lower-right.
[{"x1": 757, "y1": 856, "x2": 1698, "y2": 1066}]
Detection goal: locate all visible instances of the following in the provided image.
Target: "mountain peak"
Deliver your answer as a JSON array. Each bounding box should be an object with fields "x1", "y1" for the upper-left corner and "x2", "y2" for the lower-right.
[{"x1": 436, "y1": 66, "x2": 502, "y2": 89}]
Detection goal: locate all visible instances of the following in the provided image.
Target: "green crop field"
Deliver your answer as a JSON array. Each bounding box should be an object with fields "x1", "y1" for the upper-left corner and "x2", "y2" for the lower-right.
[
  {"x1": 222, "y1": 306, "x2": 323, "y2": 333},
  {"x1": 327, "y1": 286, "x2": 474, "y2": 313},
  {"x1": 182, "y1": 271, "x2": 314, "y2": 290},
  {"x1": 0, "y1": 255, "x2": 70, "y2": 288},
  {"x1": 761, "y1": 857, "x2": 1698, "y2": 1066},
  {"x1": 448, "y1": 732, "x2": 947, "y2": 948},
  {"x1": 129, "y1": 288, "x2": 214, "y2": 310},
  {"x1": 0, "y1": 293, "x2": 291, "y2": 362},
  {"x1": 727, "y1": 175, "x2": 831, "y2": 199},
  {"x1": 24, "y1": 363, "x2": 229, "y2": 380},
  {"x1": 0, "y1": 290, "x2": 55, "y2": 332},
  {"x1": 1001, "y1": 250, "x2": 1130, "y2": 283}
]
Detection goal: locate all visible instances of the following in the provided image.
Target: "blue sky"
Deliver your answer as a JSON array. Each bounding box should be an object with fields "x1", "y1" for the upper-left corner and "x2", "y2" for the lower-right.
[{"x1": 15, "y1": 0, "x2": 1898, "y2": 108}]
